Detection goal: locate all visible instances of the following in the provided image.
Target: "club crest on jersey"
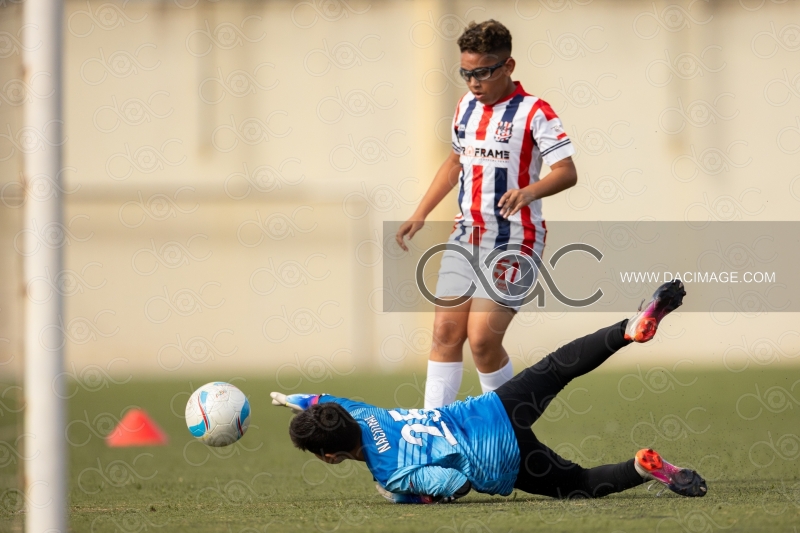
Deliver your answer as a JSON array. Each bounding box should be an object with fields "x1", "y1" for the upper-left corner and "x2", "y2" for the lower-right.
[{"x1": 494, "y1": 121, "x2": 513, "y2": 143}]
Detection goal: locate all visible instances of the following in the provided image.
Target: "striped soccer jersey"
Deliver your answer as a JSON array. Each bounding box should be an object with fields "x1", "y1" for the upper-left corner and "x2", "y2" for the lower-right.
[{"x1": 450, "y1": 82, "x2": 575, "y2": 257}]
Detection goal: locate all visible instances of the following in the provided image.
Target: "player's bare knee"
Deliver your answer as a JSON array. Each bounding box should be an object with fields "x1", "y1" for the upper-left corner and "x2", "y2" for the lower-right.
[
  {"x1": 469, "y1": 329, "x2": 500, "y2": 353},
  {"x1": 469, "y1": 336, "x2": 503, "y2": 366},
  {"x1": 432, "y1": 319, "x2": 467, "y2": 351}
]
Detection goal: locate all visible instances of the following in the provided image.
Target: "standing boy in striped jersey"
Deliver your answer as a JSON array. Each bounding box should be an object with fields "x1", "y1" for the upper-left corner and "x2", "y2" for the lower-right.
[{"x1": 396, "y1": 20, "x2": 578, "y2": 407}]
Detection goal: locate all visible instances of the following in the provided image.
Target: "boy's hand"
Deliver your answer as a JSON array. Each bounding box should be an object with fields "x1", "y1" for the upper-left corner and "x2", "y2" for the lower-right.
[
  {"x1": 498, "y1": 188, "x2": 536, "y2": 218},
  {"x1": 270, "y1": 392, "x2": 320, "y2": 414},
  {"x1": 375, "y1": 481, "x2": 471, "y2": 504},
  {"x1": 375, "y1": 484, "x2": 437, "y2": 504},
  {"x1": 395, "y1": 219, "x2": 425, "y2": 252}
]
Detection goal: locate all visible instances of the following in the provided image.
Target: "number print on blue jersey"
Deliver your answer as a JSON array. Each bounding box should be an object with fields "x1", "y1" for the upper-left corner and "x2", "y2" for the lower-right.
[{"x1": 388, "y1": 409, "x2": 459, "y2": 447}]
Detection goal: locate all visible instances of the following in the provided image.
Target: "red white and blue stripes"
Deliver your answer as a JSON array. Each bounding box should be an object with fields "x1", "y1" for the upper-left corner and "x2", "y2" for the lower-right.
[{"x1": 450, "y1": 82, "x2": 574, "y2": 258}]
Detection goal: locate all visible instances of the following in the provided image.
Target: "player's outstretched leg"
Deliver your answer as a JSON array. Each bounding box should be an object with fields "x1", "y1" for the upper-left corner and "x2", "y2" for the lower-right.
[
  {"x1": 497, "y1": 280, "x2": 686, "y2": 433},
  {"x1": 512, "y1": 442, "x2": 708, "y2": 499},
  {"x1": 635, "y1": 448, "x2": 708, "y2": 497},
  {"x1": 624, "y1": 279, "x2": 686, "y2": 343}
]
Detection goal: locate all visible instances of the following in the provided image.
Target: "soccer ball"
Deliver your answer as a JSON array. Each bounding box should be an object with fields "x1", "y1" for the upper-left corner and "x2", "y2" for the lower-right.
[{"x1": 185, "y1": 382, "x2": 251, "y2": 447}]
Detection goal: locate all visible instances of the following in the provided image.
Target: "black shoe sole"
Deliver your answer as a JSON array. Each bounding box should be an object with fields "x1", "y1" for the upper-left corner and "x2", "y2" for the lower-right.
[
  {"x1": 653, "y1": 279, "x2": 686, "y2": 315},
  {"x1": 669, "y1": 468, "x2": 708, "y2": 497}
]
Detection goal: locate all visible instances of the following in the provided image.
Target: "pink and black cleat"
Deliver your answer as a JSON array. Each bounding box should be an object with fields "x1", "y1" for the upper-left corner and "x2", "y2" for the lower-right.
[
  {"x1": 624, "y1": 279, "x2": 686, "y2": 343},
  {"x1": 635, "y1": 448, "x2": 707, "y2": 497}
]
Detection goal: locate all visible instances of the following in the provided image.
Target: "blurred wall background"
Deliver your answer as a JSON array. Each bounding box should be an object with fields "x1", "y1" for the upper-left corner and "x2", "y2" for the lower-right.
[{"x1": 1, "y1": 0, "x2": 799, "y2": 382}]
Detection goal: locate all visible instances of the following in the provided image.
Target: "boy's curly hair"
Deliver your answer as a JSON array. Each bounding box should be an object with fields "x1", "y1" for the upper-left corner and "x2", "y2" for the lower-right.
[
  {"x1": 289, "y1": 403, "x2": 361, "y2": 456},
  {"x1": 457, "y1": 20, "x2": 512, "y2": 55}
]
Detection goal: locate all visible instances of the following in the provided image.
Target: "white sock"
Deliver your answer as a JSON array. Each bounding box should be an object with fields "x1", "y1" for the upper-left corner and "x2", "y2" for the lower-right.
[
  {"x1": 634, "y1": 459, "x2": 649, "y2": 478},
  {"x1": 424, "y1": 360, "x2": 463, "y2": 408},
  {"x1": 478, "y1": 359, "x2": 514, "y2": 393}
]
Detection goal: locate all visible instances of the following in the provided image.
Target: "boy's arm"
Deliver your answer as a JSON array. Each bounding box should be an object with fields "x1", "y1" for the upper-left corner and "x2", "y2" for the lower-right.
[
  {"x1": 498, "y1": 157, "x2": 577, "y2": 218},
  {"x1": 270, "y1": 392, "x2": 320, "y2": 413},
  {"x1": 376, "y1": 478, "x2": 471, "y2": 504},
  {"x1": 382, "y1": 466, "x2": 471, "y2": 502},
  {"x1": 411, "y1": 151, "x2": 462, "y2": 220},
  {"x1": 395, "y1": 151, "x2": 461, "y2": 251},
  {"x1": 498, "y1": 99, "x2": 578, "y2": 218}
]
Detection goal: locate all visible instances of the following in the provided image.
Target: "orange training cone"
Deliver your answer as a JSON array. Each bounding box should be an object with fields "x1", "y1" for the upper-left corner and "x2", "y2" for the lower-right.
[{"x1": 106, "y1": 408, "x2": 169, "y2": 447}]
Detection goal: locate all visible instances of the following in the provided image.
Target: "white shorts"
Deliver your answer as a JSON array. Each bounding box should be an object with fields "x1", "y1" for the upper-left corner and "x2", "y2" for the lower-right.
[{"x1": 433, "y1": 245, "x2": 539, "y2": 312}]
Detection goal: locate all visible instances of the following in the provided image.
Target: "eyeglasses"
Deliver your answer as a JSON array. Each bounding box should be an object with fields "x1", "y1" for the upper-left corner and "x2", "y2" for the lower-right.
[{"x1": 459, "y1": 59, "x2": 509, "y2": 82}]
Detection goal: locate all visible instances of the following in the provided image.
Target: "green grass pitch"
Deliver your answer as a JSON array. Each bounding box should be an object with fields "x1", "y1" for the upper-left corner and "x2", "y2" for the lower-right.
[{"x1": 1, "y1": 367, "x2": 800, "y2": 532}]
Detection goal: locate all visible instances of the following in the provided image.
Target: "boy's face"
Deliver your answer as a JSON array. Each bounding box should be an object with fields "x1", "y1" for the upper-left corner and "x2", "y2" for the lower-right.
[{"x1": 460, "y1": 51, "x2": 516, "y2": 106}]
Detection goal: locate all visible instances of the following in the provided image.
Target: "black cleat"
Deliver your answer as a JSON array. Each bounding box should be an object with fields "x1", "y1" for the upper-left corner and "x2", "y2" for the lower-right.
[{"x1": 624, "y1": 280, "x2": 686, "y2": 343}]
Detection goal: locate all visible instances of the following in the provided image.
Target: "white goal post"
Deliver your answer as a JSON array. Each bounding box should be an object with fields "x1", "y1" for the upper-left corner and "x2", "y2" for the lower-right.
[{"x1": 23, "y1": 0, "x2": 67, "y2": 531}]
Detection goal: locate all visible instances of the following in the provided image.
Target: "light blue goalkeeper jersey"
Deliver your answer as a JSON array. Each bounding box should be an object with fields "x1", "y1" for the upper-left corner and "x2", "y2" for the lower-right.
[{"x1": 317, "y1": 392, "x2": 520, "y2": 497}]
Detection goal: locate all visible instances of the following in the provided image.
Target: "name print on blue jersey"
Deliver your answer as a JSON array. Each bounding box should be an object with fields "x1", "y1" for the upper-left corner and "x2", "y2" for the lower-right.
[{"x1": 365, "y1": 414, "x2": 392, "y2": 453}]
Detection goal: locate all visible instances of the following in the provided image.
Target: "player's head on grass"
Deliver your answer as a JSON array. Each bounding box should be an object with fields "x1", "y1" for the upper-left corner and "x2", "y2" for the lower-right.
[
  {"x1": 289, "y1": 403, "x2": 363, "y2": 463},
  {"x1": 458, "y1": 20, "x2": 516, "y2": 106}
]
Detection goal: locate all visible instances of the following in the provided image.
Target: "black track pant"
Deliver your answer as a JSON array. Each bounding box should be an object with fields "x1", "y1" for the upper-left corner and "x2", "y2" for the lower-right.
[{"x1": 495, "y1": 319, "x2": 644, "y2": 499}]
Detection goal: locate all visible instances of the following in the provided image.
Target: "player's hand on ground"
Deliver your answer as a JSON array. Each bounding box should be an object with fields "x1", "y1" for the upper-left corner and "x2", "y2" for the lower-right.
[
  {"x1": 270, "y1": 392, "x2": 319, "y2": 414},
  {"x1": 375, "y1": 481, "x2": 471, "y2": 504},
  {"x1": 375, "y1": 484, "x2": 437, "y2": 504},
  {"x1": 443, "y1": 480, "x2": 472, "y2": 502},
  {"x1": 395, "y1": 219, "x2": 424, "y2": 252},
  {"x1": 498, "y1": 188, "x2": 536, "y2": 218}
]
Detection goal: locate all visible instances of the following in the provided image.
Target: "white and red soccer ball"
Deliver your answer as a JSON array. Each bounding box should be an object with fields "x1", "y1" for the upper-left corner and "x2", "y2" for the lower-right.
[{"x1": 185, "y1": 382, "x2": 251, "y2": 447}]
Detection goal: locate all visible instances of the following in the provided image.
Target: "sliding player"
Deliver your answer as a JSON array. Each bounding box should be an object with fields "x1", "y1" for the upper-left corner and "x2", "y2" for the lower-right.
[
  {"x1": 395, "y1": 20, "x2": 578, "y2": 407},
  {"x1": 273, "y1": 280, "x2": 708, "y2": 502}
]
